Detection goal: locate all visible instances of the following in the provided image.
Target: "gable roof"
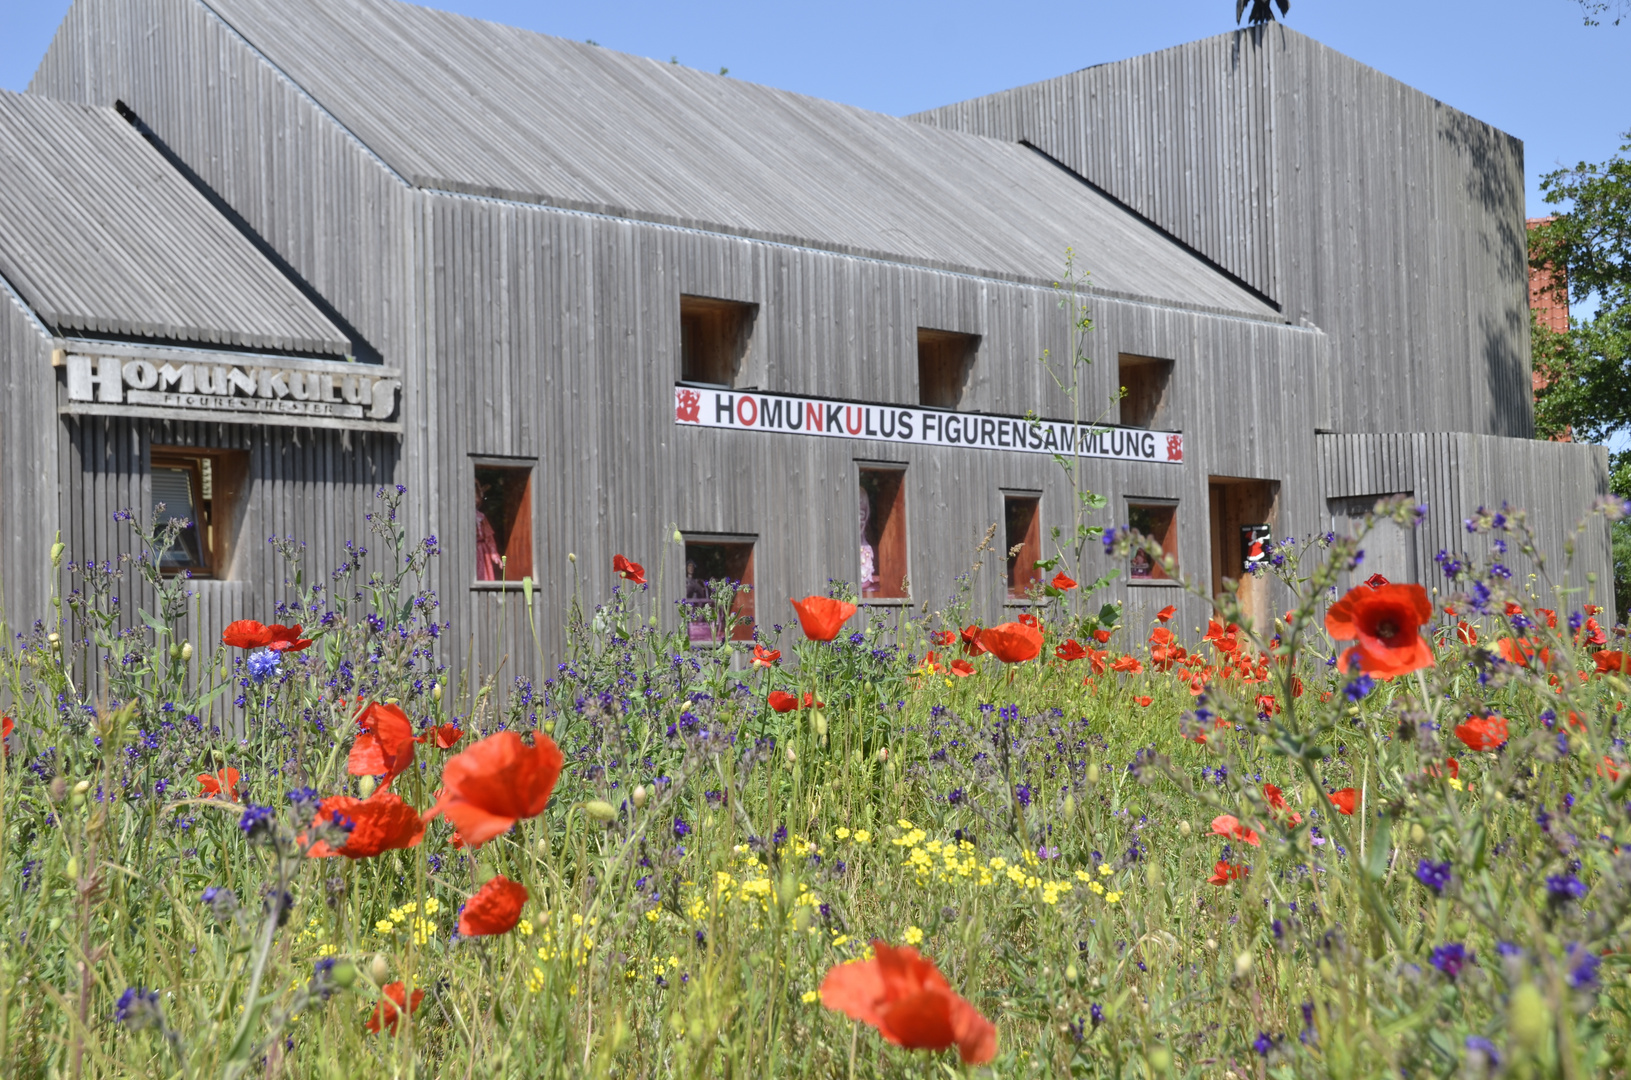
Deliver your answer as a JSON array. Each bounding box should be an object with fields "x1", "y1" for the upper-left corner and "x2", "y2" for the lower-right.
[
  {"x1": 199, "y1": 0, "x2": 1277, "y2": 318},
  {"x1": 0, "y1": 90, "x2": 351, "y2": 354}
]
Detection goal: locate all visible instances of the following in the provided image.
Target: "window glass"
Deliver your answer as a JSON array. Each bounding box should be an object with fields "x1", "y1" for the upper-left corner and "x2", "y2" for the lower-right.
[
  {"x1": 859, "y1": 467, "x2": 908, "y2": 599},
  {"x1": 682, "y1": 539, "x2": 755, "y2": 644},
  {"x1": 1004, "y1": 494, "x2": 1041, "y2": 598},
  {"x1": 153, "y1": 461, "x2": 205, "y2": 573},
  {"x1": 1127, "y1": 502, "x2": 1178, "y2": 581},
  {"x1": 151, "y1": 448, "x2": 244, "y2": 578},
  {"x1": 474, "y1": 464, "x2": 534, "y2": 582}
]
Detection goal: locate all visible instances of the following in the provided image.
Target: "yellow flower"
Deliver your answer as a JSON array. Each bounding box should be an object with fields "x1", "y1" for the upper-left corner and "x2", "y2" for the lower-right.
[
  {"x1": 1088, "y1": 881, "x2": 1106, "y2": 896},
  {"x1": 645, "y1": 909, "x2": 660, "y2": 922},
  {"x1": 1098, "y1": 863, "x2": 1113, "y2": 876},
  {"x1": 832, "y1": 934, "x2": 850, "y2": 948},
  {"x1": 1075, "y1": 869, "x2": 1093, "y2": 882},
  {"x1": 527, "y1": 967, "x2": 546, "y2": 993},
  {"x1": 1105, "y1": 891, "x2": 1123, "y2": 904},
  {"x1": 853, "y1": 830, "x2": 872, "y2": 844},
  {"x1": 317, "y1": 943, "x2": 338, "y2": 957},
  {"x1": 517, "y1": 919, "x2": 534, "y2": 937},
  {"x1": 1448, "y1": 776, "x2": 1465, "y2": 792},
  {"x1": 836, "y1": 827, "x2": 852, "y2": 840},
  {"x1": 375, "y1": 919, "x2": 395, "y2": 934},
  {"x1": 802, "y1": 990, "x2": 820, "y2": 1003},
  {"x1": 422, "y1": 898, "x2": 441, "y2": 915},
  {"x1": 904, "y1": 926, "x2": 924, "y2": 945},
  {"x1": 896, "y1": 818, "x2": 916, "y2": 830}
]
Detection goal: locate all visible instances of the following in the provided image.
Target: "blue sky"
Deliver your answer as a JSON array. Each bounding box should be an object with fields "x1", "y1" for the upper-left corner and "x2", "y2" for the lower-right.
[{"x1": 3, "y1": 0, "x2": 1624, "y2": 214}]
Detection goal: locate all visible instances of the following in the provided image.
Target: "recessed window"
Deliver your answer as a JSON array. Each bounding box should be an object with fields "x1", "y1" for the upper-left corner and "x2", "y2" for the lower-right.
[
  {"x1": 474, "y1": 462, "x2": 534, "y2": 582},
  {"x1": 1004, "y1": 493, "x2": 1042, "y2": 599},
  {"x1": 859, "y1": 465, "x2": 909, "y2": 599},
  {"x1": 1118, "y1": 354, "x2": 1174, "y2": 429},
  {"x1": 680, "y1": 295, "x2": 756, "y2": 387},
  {"x1": 918, "y1": 328, "x2": 979, "y2": 409},
  {"x1": 682, "y1": 536, "x2": 756, "y2": 645},
  {"x1": 151, "y1": 447, "x2": 246, "y2": 578},
  {"x1": 1127, "y1": 501, "x2": 1178, "y2": 581}
]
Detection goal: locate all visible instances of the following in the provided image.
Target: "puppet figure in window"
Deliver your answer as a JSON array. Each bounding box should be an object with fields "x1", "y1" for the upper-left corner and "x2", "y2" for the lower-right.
[
  {"x1": 475, "y1": 477, "x2": 503, "y2": 581},
  {"x1": 1130, "y1": 548, "x2": 1155, "y2": 580},
  {"x1": 684, "y1": 560, "x2": 714, "y2": 643},
  {"x1": 859, "y1": 491, "x2": 878, "y2": 594}
]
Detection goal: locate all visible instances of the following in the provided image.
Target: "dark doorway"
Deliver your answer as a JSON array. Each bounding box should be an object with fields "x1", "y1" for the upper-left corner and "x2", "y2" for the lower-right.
[{"x1": 1208, "y1": 477, "x2": 1279, "y2": 631}]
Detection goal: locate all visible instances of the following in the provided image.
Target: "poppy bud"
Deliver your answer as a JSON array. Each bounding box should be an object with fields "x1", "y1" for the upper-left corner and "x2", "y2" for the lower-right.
[
  {"x1": 1146, "y1": 1047, "x2": 1172, "y2": 1074},
  {"x1": 1233, "y1": 952, "x2": 1253, "y2": 978},
  {"x1": 568, "y1": 552, "x2": 576, "y2": 563},
  {"x1": 1409, "y1": 823, "x2": 1426, "y2": 845},
  {"x1": 1062, "y1": 794, "x2": 1075, "y2": 818},
  {"x1": 49, "y1": 777, "x2": 67, "y2": 802},
  {"x1": 813, "y1": 712, "x2": 827, "y2": 737},
  {"x1": 535, "y1": 838, "x2": 549, "y2": 858},
  {"x1": 1509, "y1": 982, "x2": 1549, "y2": 1052},
  {"x1": 1177, "y1": 820, "x2": 1191, "y2": 837},
  {"x1": 777, "y1": 872, "x2": 798, "y2": 909},
  {"x1": 65, "y1": 856, "x2": 79, "y2": 880},
  {"x1": 1086, "y1": 763, "x2": 1100, "y2": 785},
  {"x1": 876, "y1": 748, "x2": 888, "y2": 763},
  {"x1": 358, "y1": 775, "x2": 377, "y2": 798},
  {"x1": 1145, "y1": 863, "x2": 1163, "y2": 889},
  {"x1": 785, "y1": 747, "x2": 796, "y2": 763},
  {"x1": 583, "y1": 800, "x2": 617, "y2": 823},
  {"x1": 181, "y1": 641, "x2": 193, "y2": 662},
  {"x1": 51, "y1": 540, "x2": 65, "y2": 567},
  {"x1": 170, "y1": 644, "x2": 182, "y2": 661},
  {"x1": 48, "y1": 632, "x2": 61, "y2": 648},
  {"x1": 1064, "y1": 962, "x2": 1078, "y2": 984},
  {"x1": 1204, "y1": 938, "x2": 1218, "y2": 952},
  {"x1": 369, "y1": 954, "x2": 390, "y2": 986},
  {"x1": 433, "y1": 683, "x2": 442, "y2": 702},
  {"x1": 331, "y1": 961, "x2": 358, "y2": 989},
  {"x1": 632, "y1": 785, "x2": 648, "y2": 808},
  {"x1": 73, "y1": 779, "x2": 91, "y2": 795}
]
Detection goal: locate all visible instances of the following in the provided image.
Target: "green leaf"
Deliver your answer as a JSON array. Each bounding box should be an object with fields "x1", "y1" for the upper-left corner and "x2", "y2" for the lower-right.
[{"x1": 1366, "y1": 814, "x2": 1392, "y2": 882}]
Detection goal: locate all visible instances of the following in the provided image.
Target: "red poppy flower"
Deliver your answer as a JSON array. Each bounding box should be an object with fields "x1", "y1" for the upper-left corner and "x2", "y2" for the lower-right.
[
  {"x1": 1364, "y1": 573, "x2": 1390, "y2": 589},
  {"x1": 1093, "y1": 628, "x2": 1112, "y2": 644},
  {"x1": 960, "y1": 625, "x2": 987, "y2": 656},
  {"x1": 613, "y1": 554, "x2": 646, "y2": 586},
  {"x1": 1325, "y1": 583, "x2": 1434, "y2": 679},
  {"x1": 1263, "y1": 783, "x2": 1302, "y2": 826},
  {"x1": 198, "y1": 766, "x2": 241, "y2": 801},
  {"x1": 1497, "y1": 638, "x2": 1549, "y2": 666},
  {"x1": 1327, "y1": 788, "x2": 1358, "y2": 816},
  {"x1": 1425, "y1": 757, "x2": 1460, "y2": 780},
  {"x1": 1535, "y1": 607, "x2": 1558, "y2": 629},
  {"x1": 752, "y1": 645, "x2": 782, "y2": 668},
  {"x1": 1208, "y1": 860, "x2": 1249, "y2": 886},
  {"x1": 950, "y1": 659, "x2": 975, "y2": 677},
  {"x1": 768, "y1": 690, "x2": 799, "y2": 713},
  {"x1": 348, "y1": 702, "x2": 421, "y2": 788},
  {"x1": 306, "y1": 792, "x2": 426, "y2": 858},
  {"x1": 1595, "y1": 651, "x2": 1626, "y2": 675},
  {"x1": 1, "y1": 714, "x2": 11, "y2": 755},
  {"x1": 423, "y1": 731, "x2": 564, "y2": 848},
  {"x1": 1133, "y1": 695, "x2": 1153, "y2": 707},
  {"x1": 222, "y1": 620, "x2": 274, "y2": 648},
  {"x1": 800, "y1": 692, "x2": 824, "y2": 710},
  {"x1": 366, "y1": 982, "x2": 425, "y2": 1035},
  {"x1": 918, "y1": 650, "x2": 944, "y2": 675},
  {"x1": 1455, "y1": 714, "x2": 1508, "y2": 752},
  {"x1": 1111, "y1": 656, "x2": 1143, "y2": 675},
  {"x1": 1149, "y1": 627, "x2": 1175, "y2": 647},
  {"x1": 791, "y1": 596, "x2": 858, "y2": 642},
  {"x1": 929, "y1": 630, "x2": 956, "y2": 647},
  {"x1": 1018, "y1": 613, "x2": 1041, "y2": 629},
  {"x1": 1210, "y1": 814, "x2": 1261, "y2": 847},
  {"x1": 265, "y1": 624, "x2": 312, "y2": 652},
  {"x1": 1600, "y1": 757, "x2": 1622, "y2": 782},
  {"x1": 431, "y1": 724, "x2": 463, "y2": 750},
  {"x1": 1084, "y1": 647, "x2": 1109, "y2": 676},
  {"x1": 819, "y1": 942, "x2": 996, "y2": 1065},
  {"x1": 977, "y1": 622, "x2": 1044, "y2": 664},
  {"x1": 1255, "y1": 693, "x2": 1279, "y2": 716},
  {"x1": 1050, "y1": 571, "x2": 1078, "y2": 591},
  {"x1": 1055, "y1": 639, "x2": 1087, "y2": 662},
  {"x1": 458, "y1": 875, "x2": 529, "y2": 936},
  {"x1": 1581, "y1": 617, "x2": 1608, "y2": 647},
  {"x1": 1155, "y1": 605, "x2": 1176, "y2": 623},
  {"x1": 1456, "y1": 620, "x2": 1478, "y2": 646}
]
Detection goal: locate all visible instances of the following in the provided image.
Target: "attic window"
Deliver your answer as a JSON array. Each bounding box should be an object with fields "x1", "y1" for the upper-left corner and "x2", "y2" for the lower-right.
[
  {"x1": 1118, "y1": 354, "x2": 1174, "y2": 429},
  {"x1": 680, "y1": 295, "x2": 756, "y2": 387},
  {"x1": 917, "y1": 329, "x2": 978, "y2": 409}
]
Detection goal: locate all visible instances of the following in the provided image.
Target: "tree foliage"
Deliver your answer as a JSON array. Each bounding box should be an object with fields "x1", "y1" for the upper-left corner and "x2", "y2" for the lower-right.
[
  {"x1": 1529, "y1": 135, "x2": 1631, "y2": 611},
  {"x1": 1235, "y1": 0, "x2": 1289, "y2": 25}
]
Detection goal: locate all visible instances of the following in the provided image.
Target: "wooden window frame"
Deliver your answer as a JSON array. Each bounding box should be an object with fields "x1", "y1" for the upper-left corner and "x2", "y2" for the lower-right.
[
  {"x1": 917, "y1": 328, "x2": 979, "y2": 409},
  {"x1": 472, "y1": 457, "x2": 535, "y2": 587},
  {"x1": 1126, "y1": 497, "x2": 1179, "y2": 585},
  {"x1": 680, "y1": 295, "x2": 757, "y2": 388},
  {"x1": 681, "y1": 533, "x2": 757, "y2": 645},
  {"x1": 150, "y1": 446, "x2": 247, "y2": 579},
  {"x1": 1002, "y1": 491, "x2": 1043, "y2": 601},
  {"x1": 858, "y1": 462, "x2": 910, "y2": 602},
  {"x1": 1118, "y1": 353, "x2": 1174, "y2": 429}
]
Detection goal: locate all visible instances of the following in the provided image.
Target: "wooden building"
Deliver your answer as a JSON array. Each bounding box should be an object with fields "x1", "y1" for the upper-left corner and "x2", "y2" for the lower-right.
[{"x1": 0, "y1": 1, "x2": 1613, "y2": 672}]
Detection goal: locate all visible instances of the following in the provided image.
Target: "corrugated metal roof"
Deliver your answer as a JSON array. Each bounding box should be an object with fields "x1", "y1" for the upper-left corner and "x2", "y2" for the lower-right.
[
  {"x1": 204, "y1": 0, "x2": 1276, "y2": 318},
  {"x1": 0, "y1": 90, "x2": 351, "y2": 354}
]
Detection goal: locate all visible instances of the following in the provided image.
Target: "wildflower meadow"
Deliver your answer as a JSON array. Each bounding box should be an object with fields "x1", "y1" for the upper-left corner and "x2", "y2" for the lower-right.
[{"x1": 5, "y1": 488, "x2": 1631, "y2": 1078}]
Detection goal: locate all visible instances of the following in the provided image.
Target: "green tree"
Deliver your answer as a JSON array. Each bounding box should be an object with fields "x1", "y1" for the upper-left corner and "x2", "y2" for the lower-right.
[{"x1": 1529, "y1": 134, "x2": 1631, "y2": 613}]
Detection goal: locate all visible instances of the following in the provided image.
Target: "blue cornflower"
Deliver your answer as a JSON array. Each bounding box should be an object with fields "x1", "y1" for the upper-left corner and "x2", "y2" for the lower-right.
[
  {"x1": 1567, "y1": 943, "x2": 1601, "y2": 989},
  {"x1": 673, "y1": 817, "x2": 691, "y2": 839},
  {"x1": 238, "y1": 804, "x2": 277, "y2": 844},
  {"x1": 114, "y1": 987, "x2": 163, "y2": 1029},
  {"x1": 1090, "y1": 1002, "x2": 1104, "y2": 1026},
  {"x1": 245, "y1": 649, "x2": 281, "y2": 683},
  {"x1": 1014, "y1": 784, "x2": 1032, "y2": 808},
  {"x1": 1344, "y1": 675, "x2": 1375, "y2": 702},
  {"x1": 999, "y1": 704, "x2": 1019, "y2": 722},
  {"x1": 286, "y1": 787, "x2": 321, "y2": 816},
  {"x1": 1546, "y1": 873, "x2": 1588, "y2": 904},
  {"x1": 1253, "y1": 1032, "x2": 1276, "y2": 1055},
  {"x1": 1430, "y1": 943, "x2": 1469, "y2": 979},
  {"x1": 1416, "y1": 859, "x2": 1452, "y2": 893}
]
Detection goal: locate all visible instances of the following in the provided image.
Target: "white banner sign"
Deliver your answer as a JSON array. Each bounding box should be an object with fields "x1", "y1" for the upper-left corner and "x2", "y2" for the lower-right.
[
  {"x1": 674, "y1": 385, "x2": 1183, "y2": 464},
  {"x1": 63, "y1": 350, "x2": 400, "y2": 429}
]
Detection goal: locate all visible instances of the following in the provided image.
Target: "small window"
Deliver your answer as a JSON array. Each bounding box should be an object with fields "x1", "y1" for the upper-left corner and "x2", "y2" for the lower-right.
[
  {"x1": 859, "y1": 465, "x2": 909, "y2": 599},
  {"x1": 1127, "y1": 501, "x2": 1178, "y2": 581},
  {"x1": 917, "y1": 328, "x2": 979, "y2": 409},
  {"x1": 474, "y1": 462, "x2": 534, "y2": 582},
  {"x1": 1004, "y1": 493, "x2": 1042, "y2": 599},
  {"x1": 150, "y1": 447, "x2": 246, "y2": 578},
  {"x1": 680, "y1": 295, "x2": 756, "y2": 387},
  {"x1": 682, "y1": 536, "x2": 756, "y2": 645},
  {"x1": 1118, "y1": 354, "x2": 1174, "y2": 429}
]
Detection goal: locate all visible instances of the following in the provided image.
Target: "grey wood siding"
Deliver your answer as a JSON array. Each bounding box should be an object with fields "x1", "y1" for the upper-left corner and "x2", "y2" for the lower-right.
[
  {"x1": 911, "y1": 25, "x2": 1535, "y2": 441},
  {"x1": 0, "y1": 280, "x2": 61, "y2": 630}
]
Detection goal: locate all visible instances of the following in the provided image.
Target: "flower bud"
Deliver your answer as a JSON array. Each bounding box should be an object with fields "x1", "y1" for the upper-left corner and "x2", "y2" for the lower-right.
[
  {"x1": 1145, "y1": 863, "x2": 1163, "y2": 889},
  {"x1": 1203, "y1": 938, "x2": 1218, "y2": 952},
  {"x1": 1064, "y1": 962, "x2": 1079, "y2": 984},
  {"x1": 568, "y1": 552, "x2": 577, "y2": 563},
  {"x1": 1509, "y1": 983, "x2": 1549, "y2": 1052},
  {"x1": 1062, "y1": 794, "x2": 1075, "y2": 818},
  {"x1": 583, "y1": 800, "x2": 617, "y2": 823},
  {"x1": 632, "y1": 785, "x2": 648, "y2": 809},
  {"x1": 813, "y1": 712, "x2": 828, "y2": 738},
  {"x1": 673, "y1": 529, "x2": 684, "y2": 544},
  {"x1": 65, "y1": 856, "x2": 79, "y2": 880},
  {"x1": 50, "y1": 540, "x2": 65, "y2": 567},
  {"x1": 433, "y1": 682, "x2": 442, "y2": 702},
  {"x1": 535, "y1": 837, "x2": 549, "y2": 858},
  {"x1": 331, "y1": 961, "x2": 358, "y2": 989},
  {"x1": 1233, "y1": 951, "x2": 1253, "y2": 978},
  {"x1": 785, "y1": 747, "x2": 797, "y2": 764},
  {"x1": 358, "y1": 775, "x2": 377, "y2": 798},
  {"x1": 1146, "y1": 1047, "x2": 1173, "y2": 1074},
  {"x1": 1177, "y1": 820, "x2": 1191, "y2": 838},
  {"x1": 1409, "y1": 823, "x2": 1427, "y2": 844},
  {"x1": 73, "y1": 779, "x2": 91, "y2": 795},
  {"x1": 1086, "y1": 762, "x2": 1100, "y2": 785},
  {"x1": 48, "y1": 632, "x2": 61, "y2": 648},
  {"x1": 369, "y1": 954, "x2": 390, "y2": 986},
  {"x1": 180, "y1": 641, "x2": 193, "y2": 662},
  {"x1": 876, "y1": 748, "x2": 889, "y2": 764}
]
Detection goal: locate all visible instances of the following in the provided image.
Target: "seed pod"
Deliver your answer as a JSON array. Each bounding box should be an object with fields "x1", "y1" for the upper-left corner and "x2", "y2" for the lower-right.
[
  {"x1": 369, "y1": 954, "x2": 390, "y2": 986},
  {"x1": 632, "y1": 785, "x2": 648, "y2": 809},
  {"x1": 1509, "y1": 983, "x2": 1549, "y2": 1052},
  {"x1": 584, "y1": 800, "x2": 617, "y2": 823}
]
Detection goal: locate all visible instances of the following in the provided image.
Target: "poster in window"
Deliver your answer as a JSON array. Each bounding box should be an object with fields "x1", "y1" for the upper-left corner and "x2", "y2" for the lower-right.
[{"x1": 1241, "y1": 524, "x2": 1272, "y2": 572}]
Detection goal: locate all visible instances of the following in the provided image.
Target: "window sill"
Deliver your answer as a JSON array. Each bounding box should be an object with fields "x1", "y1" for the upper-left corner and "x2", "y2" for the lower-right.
[
  {"x1": 471, "y1": 581, "x2": 532, "y2": 592},
  {"x1": 1125, "y1": 578, "x2": 1182, "y2": 588},
  {"x1": 859, "y1": 597, "x2": 913, "y2": 607}
]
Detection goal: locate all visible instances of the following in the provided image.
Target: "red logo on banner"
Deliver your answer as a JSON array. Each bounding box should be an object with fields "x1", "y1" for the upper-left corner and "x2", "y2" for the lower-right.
[
  {"x1": 675, "y1": 388, "x2": 701, "y2": 423},
  {"x1": 1165, "y1": 435, "x2": 1183, "y2": 462}
]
